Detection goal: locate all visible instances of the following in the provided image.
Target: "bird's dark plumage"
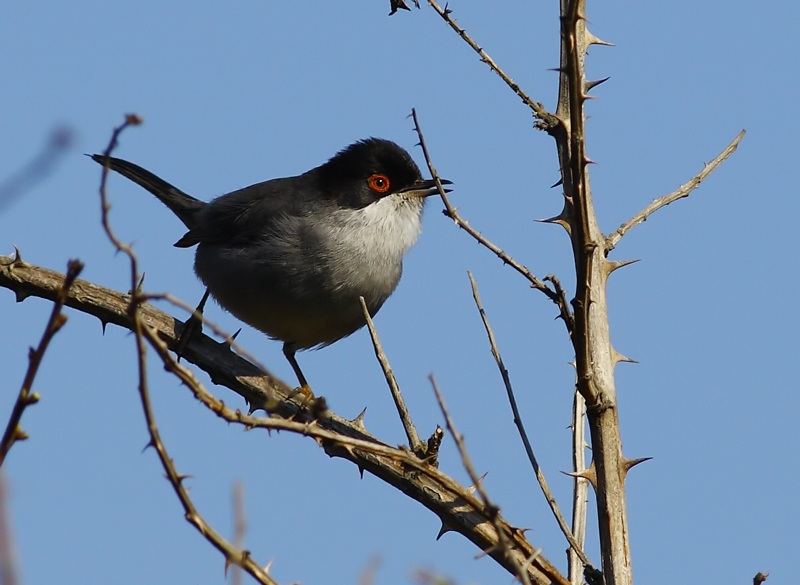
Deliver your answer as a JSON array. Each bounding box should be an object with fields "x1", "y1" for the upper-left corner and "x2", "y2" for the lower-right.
[{"x1": 91, "y1": 138, "x2": 449, "y2": 386}]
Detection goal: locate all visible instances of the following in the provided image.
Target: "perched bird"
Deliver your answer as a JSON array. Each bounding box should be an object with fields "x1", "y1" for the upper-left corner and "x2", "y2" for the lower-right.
[{"x1": 92, "y1": 138, "x2": 450, "y2": 387}]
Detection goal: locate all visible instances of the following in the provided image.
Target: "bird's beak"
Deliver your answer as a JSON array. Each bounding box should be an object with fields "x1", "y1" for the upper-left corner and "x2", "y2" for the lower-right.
[{"x1": 400, "y1": 178, "x2": 453, "y2": 198}]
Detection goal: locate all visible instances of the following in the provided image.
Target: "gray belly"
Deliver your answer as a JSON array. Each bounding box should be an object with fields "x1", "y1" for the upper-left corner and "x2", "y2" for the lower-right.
[{"x1": 193, "y1": 241, "x2": 402, "y2": 349}]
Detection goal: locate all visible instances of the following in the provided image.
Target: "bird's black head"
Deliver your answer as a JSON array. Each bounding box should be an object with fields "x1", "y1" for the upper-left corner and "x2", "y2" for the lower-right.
[{"x1": 314, "y1": 138, "x2": 442, "y2": 209}]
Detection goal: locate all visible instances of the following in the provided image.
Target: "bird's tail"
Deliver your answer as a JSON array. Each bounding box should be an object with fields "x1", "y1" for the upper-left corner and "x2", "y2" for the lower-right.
[{"x1": 90, "y1": 154, "x2": 205, "y2": 229}]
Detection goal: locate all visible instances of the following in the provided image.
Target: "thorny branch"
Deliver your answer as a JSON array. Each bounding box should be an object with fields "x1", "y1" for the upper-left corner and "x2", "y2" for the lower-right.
[
  {"x1": 0, "y1": 252, "x2": 570, "y2": 585},
  {"x1": 605, "y1": 130, "x2": 746, "y2": 254},
  {"x1": 424, "y1": 0, "x2": 557, "y2": 129},
  {"x1": 410, "y1": 109, "x2": 575, "y2": 334},
  {"x1": 0, "y1": 257, "x2": 82, "y2": 467},
  {"x1": 96, "y1": 116, "x2": 282, "y2": 585}
]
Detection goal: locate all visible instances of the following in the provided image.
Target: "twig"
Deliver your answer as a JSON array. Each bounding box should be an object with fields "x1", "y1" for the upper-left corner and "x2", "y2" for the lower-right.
[
  {"x1": 359, "y1": 297, "x2": 425, "y2": 456},
  {"x1": 97, "y1": 116, "x2": 282, "y2": 585},
  {"x1": 424, "y1": 0, "x2": 557, "y2": 128},
  {"x1": 133, "y1": 309, "x2": 281, "y2": 585},
  {"x1": 605, "y1": 130, "x2": 746, "y2": 254},
  {"x1": 467, "y1": 272, "x2": 592, "y2": 568},
  {"x1": 429, "y1": 374, "x2": 533, "y2": 585},
  {"x1": 0, "y1": 258, "x2": 83, "y2": 467},
  {"x1": 0, "y1": 127, "x2": 72, "y2": 212},
  {"x1": 410, "y1": 109, "x2": 574, "y2": 334}
]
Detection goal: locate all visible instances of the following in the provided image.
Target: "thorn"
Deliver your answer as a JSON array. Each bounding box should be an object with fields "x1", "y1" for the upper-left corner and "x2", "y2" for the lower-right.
[
  {"x1": 134, "y1": 273, "x2": 146, "y2": 295},
  {"x1": 622, "y1": 456, "x2": 652, "y2": 474},
  {"x1": 141, "y1": 440, "x2": 156, "y2": 453},
  {"x1": 510, "y1": 525, "x2": 530, "y2": 539},
  {"x1": 350, "y1": 408, "x2": 368, "y2": 430},
  {"x1": 535, "y1": 215, "x2": 561, "y2": 224},
  {"x1": 358, "y1": 464, "x2": 365, "y2": 479},
  {"x1": 563, "y1": 462, "x2": 597, "y2": 487},
  {"x1": 613, "y1": 349, "x2": 638, "y2": 365},
  {"x1": 583, "y1": 156, "x2": 597, "y2": 166},
  {"x1": 605, "y1": 258, "x2": 640, "y2": 274},
  {"x1": 467, "y1": 472, "x2": 488, "y2": 494},
  {"x1": 2, "y1": 248, "x2": 22, "y2": 266},
  {"x1": 224, "y1": 329, "x2": 242, "y2": 347},
  {"x1": 436, "y1": 522, "x2": 454, "y2": 540},
  {"x1": 585, "y1": 77, "x2": 611, "y2": 91},
  {"x1": 536, "y1": 213, "x2": 571, "y2": 234},
  {"x1": 263, "y1": 559, "x2": 274, "y2": 574},
  {"x1": 550, "y1": 177, "x2": 564, "y2": 188},
  {"x1": 585, "y1": 29, "x2": 614, "y2": 47},
  {"x1": 14, "y1": 290, "x2": 30, "y2": 303},
  {"x1": 100, "y1": 320, "x2": 108, "y2": 335}
]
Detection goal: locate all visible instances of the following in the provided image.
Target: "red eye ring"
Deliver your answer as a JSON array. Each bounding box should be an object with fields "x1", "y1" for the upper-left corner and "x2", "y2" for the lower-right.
[{"x1": 367, "y1": 173, "x2": 391, "y2": 193}]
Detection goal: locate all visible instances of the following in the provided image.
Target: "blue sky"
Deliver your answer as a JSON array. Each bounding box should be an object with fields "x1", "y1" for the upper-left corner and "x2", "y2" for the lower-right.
[{"x1": 1, "y1": 2, "x2": 798, "y2": 584}]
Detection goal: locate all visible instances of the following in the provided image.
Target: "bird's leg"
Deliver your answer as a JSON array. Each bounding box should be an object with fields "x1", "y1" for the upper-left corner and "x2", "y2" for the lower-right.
[
  {"x1": 176, "y1": 288, "x2": 211, "y2": 358},
  {"x1": 283, "y1": 342, "x2": 315, "y2": 400}
]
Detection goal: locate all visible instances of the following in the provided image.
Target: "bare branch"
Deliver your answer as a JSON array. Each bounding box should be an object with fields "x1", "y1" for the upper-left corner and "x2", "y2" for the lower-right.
[
  {"x1": 424, "y1": 0, "x2": 557, "y2": 128},
  {"x1": 359, "y1": 297, "x2": 425, "y2": 456},
  {"x1": 0, "y1": 127, "x2": 72, "y2": 212},
  {"x1": 605, "y1": 130, "x2": 746, "y2": 254},
  {"x1": 0, "y1": 258, "x2": 82, "y2": 467},
  {"x1": 410, "y1": 109, "x2": 575, "y2": 335},
  {"x1": 93, "y1": 116, "x2": 285, "y2": 585},
  {"x1": 558, "y1": 3, "x2": 635, "y2": 583},
  {"x1": 467, "y1": 272, "x2": 592, "y2": 570},
  {"x1": 0, "y1": 255, "x2": 569, "y2": 585},
  {"x1": 134, "y1": 313, "x2": 281, "y2": 585}
]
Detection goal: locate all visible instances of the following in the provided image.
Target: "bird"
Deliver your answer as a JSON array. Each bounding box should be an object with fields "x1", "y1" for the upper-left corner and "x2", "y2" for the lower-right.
[{"x1": 92, "y1": 138, "x2": 451, "y2": 388}]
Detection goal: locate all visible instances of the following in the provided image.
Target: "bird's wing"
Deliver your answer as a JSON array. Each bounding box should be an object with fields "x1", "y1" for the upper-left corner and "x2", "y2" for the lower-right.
[{"x1": 174, "y1": 176, "x2": 312, "y2": 248}]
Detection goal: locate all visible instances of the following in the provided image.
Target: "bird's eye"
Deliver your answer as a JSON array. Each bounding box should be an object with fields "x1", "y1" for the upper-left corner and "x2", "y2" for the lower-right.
[{"x1": 367, "y1": 174, "x2": 391, "y2": 194}]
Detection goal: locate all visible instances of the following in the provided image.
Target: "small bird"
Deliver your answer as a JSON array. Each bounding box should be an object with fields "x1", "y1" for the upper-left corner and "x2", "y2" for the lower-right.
[{"x1": 92, "y1": 138, "x2": 450, "y2": 388}]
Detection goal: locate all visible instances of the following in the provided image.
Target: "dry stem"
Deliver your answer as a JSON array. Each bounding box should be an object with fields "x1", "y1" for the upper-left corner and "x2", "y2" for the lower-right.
[
  {"x1": 410, "y1": 109, "x2": 575, "y2": 334},
  {"x1": 467, "y1": 271, "x2": 592, "y2": 570},
  {"x1": 605, "y1": 130, "x2": 746, "y2": 254},
  {"x1": 359, "y1": 297, "x2": 425, "y2": 455},
  {"x1": 0, "y1": 257, "x2": 82, "y2": 466}
]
